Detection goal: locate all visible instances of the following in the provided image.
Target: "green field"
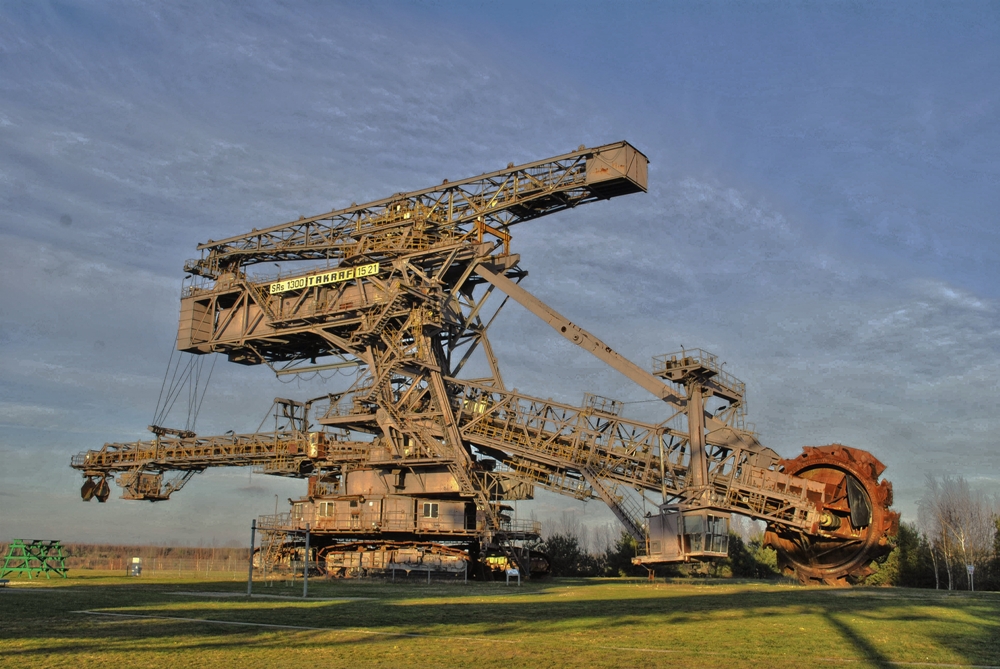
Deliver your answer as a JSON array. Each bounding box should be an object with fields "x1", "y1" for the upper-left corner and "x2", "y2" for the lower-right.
[{"x1": 1, "y1": 572, "x2": 997, "y2": 668}]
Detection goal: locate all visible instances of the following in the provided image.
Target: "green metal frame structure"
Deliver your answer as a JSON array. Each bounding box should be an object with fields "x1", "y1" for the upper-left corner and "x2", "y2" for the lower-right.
[{"x1": 0, "y1": 540, "x2": 69, "y2": 579}]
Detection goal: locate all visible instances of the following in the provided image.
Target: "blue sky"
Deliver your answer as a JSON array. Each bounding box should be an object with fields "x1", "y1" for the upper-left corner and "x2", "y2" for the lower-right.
[{"x1": 1, "y1": 1, "x2": 997, "y2": 545}]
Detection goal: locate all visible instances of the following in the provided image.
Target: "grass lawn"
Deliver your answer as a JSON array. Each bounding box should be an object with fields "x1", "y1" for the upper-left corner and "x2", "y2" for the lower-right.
[{"x1": 0, "y1": 571, "x2": 997, "y2": 668}]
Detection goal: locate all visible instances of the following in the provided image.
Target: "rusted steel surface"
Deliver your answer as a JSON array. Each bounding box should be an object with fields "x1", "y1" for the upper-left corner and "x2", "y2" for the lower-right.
[
  {"x1": 765, "y1": 445, "x2": 900, "y2": 585},
  {"x1": 70, "y1": 142, "x2": 898, "y2": 583}
]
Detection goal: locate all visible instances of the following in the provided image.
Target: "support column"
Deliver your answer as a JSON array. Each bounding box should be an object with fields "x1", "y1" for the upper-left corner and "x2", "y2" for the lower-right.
[{"x1": 686, "y1": 381, "x2": 709, "y2": 497}]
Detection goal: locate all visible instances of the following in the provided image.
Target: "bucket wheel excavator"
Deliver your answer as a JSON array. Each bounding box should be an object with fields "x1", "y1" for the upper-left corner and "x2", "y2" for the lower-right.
[{"x1": 70, "y1": 141, "x2": 897, "y2": 584}]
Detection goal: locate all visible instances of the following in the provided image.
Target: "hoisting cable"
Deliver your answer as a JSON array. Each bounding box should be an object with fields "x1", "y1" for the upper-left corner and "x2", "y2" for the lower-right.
[
  {"x1": 152, "y1": 336, "x2": 182, "y2": 426},
  {"x1": 153, "y1": 355, "x2": 195, "y2": 427},
  {"x1": 186, "y1": 354, "x2": 216, "y2": 432},
  {"x1": 151, "y1": 338, "x2": 217, "y2": 432}
]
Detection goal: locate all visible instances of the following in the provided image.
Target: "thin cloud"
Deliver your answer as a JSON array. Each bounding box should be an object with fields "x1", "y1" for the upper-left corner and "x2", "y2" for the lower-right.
[{"x1": 0, "y1": 2, "x2": 996, "y2": 542}]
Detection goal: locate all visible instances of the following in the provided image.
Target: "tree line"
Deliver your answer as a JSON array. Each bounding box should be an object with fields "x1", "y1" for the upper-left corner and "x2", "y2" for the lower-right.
[
  {"x1": 534, "y1": 519, "x2": 782, "y2": 579},
  {"x1": 0, "y1": 542, "x2": 250, "y2": 572},
  {"x1": 864, "y1": 475, "x2": 1000, "y2": 589}
]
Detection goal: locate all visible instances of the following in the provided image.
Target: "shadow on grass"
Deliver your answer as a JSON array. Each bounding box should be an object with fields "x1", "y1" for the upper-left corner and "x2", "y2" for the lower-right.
[
  {"x1": 822, "y1": 610, "x2": 894, "y2": 669},
  {"x1": 1, "y1": 577, "x2": 998, "y2": 666}
]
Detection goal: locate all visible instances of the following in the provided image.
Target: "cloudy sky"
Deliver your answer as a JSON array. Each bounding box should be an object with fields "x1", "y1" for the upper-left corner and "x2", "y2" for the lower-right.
[{"x1": 1, "y1": 2, "x2": 997, "y2": 546}]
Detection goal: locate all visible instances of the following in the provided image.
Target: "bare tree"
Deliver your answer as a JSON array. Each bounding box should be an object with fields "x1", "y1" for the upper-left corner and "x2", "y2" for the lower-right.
[
  {"x1": 591, "y1": 522, "x2": 621, "y2": 556},
  {"x1": 919, "y1": 474, "x2": 997, "y2": 590},
  {"x1": 731, "y1": 514, "x2": 767, "y2": 542},
  {"x1": 920, "y1": 475, "x2": 952, "y2": 589}
]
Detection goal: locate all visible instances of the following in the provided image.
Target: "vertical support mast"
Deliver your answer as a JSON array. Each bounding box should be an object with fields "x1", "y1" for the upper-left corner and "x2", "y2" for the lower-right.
[{"x1": 685, "y1": 380, "x2": 709, "y2": 495}]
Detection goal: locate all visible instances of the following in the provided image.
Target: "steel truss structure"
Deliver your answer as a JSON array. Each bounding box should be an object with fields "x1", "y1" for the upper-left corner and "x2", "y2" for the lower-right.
[
  {"x1": 0, "y1": 540, "x2": 68, "y2": 579},
  {"x1": 71, "y1": 141, "x2": 898, "y2": 584}
]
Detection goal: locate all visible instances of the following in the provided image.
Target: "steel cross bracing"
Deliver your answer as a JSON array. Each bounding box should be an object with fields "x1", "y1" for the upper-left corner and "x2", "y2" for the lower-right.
[
  {"x1": 183, "y1": 141, "x2": 647, "y2": 276},
  {"x1": 71, "y1": 140, "x2": 898, "y2": 584},
  {"x1": 0, "y1": 540, "x2": 69, "y2": 579},
  {"x1": 78, "y1": 138, "x2": 811, "y2": 535},
  {"x1": 71, "y1": 371, "x2": 821, "y2": 536}
]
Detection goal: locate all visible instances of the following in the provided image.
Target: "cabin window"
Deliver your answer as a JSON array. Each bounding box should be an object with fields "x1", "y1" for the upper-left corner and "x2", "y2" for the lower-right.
[
  {"x1": 422, "y1": 502, "x2": 439, "y2": 518},
  {"x1": 707, "y1": 515, "x2": 730, "y2": 553},
  {"x1": 318, "y1": 502, "x2": 334, "y2": 517},
  {"x1": 683, "y1": 514, "x2": 704, "y2": 553},
  {"x1": 681, "y1": 513, "x2": 730, "y2": 554}
]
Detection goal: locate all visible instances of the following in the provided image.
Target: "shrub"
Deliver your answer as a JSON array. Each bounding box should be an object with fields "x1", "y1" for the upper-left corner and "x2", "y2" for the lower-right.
[
  {"x1": 540, "y1": 534, "x2": 604, "y2": 576},
  {"x1": 602, "y1": 531, "x2": 648, "y2": 577},
  {"x1": 727, "y1": 533, "x2": 780, "y2": 579}
]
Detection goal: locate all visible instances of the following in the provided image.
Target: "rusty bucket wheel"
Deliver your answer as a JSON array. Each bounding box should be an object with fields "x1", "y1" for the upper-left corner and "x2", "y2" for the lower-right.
[{"x1": 765, "y1": 445, "x2": 899, "y2": 586}]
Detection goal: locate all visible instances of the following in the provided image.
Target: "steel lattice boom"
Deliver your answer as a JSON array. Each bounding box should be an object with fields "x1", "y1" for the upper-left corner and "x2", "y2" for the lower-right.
[
  {"x1": 72, "y1": 141, "x2": 898, "y2": 584},
  {"x1": 185, "y1": 142, "x2": 647, "y2": 275}
]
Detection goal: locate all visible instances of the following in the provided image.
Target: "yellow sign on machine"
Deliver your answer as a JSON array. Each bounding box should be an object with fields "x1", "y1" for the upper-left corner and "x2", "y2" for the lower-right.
[{"x1": 269, "y1": 262, "x2": 379, "y2": 294}]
